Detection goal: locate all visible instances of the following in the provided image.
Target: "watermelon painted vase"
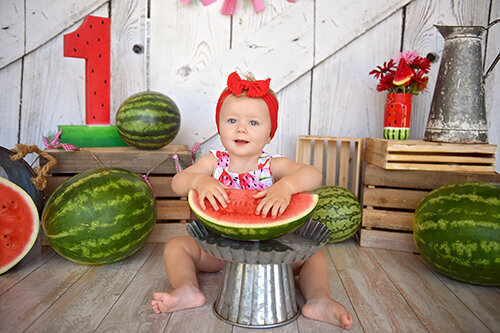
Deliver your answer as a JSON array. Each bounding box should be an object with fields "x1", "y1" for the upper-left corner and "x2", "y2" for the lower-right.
[{"x1": 383, "y1": 93, "x2": 412, "y2": 140}]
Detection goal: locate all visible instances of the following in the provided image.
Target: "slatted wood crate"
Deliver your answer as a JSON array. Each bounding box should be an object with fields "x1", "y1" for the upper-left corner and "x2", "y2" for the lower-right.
[
  {"x1": 360, "y1": 163, "x2": 500, "y2": 252},
  {"x1": 40, "y1": 145, "x2": 193, "y2": 243},
  {"x1": 296, "y1": 135, "x2": 363, "y2": 197},
  {"x1": 364, "y1": 138, "x2": 497, "y2": 173}
]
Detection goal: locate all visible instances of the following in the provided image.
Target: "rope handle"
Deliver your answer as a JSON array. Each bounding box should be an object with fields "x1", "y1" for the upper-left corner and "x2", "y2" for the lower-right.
[{"x1": 9, "y1": 144, "x2": 58, "y2": 191}]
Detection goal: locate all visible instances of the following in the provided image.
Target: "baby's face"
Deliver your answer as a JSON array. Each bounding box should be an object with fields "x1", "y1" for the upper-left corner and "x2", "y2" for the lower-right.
[{"x1": 218, "y1": 94, "x2": 272, "y2": 157}]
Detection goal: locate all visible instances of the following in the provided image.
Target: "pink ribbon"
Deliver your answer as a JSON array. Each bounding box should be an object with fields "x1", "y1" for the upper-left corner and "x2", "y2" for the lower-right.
[
  {"x1": 172, "y1": 154, "x2": 184, "y2": 173},
  {"x1": 179, "y1": 0, "x2": 269, "y2": 15},
  {"x1": 180, "y1": 0, "x2": 217, "y2": 5},
  {"x1": 221, "y1": 0, "x2": 264, "y2": 15},
  {"x1": 141, "y1": 174, "x2": 155, "y2": 196},
  {"x1": 43, "y1": 130, "x2": 80, "y2": 151},
  {"x1": 190, "y1": 142, "x2": 201, "y2": 162}
]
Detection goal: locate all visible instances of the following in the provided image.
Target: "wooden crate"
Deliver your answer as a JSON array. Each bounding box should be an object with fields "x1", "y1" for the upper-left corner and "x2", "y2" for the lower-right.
[
  {"x1": 296, "y1": 135, "x2": 364, "y2": 197},
  {"x1": 359, "y1": 163, "x2": 500, "y2": 252},
  {"x1": 40, "y1": 145, "x2": 193, "y2": 243},
  {"x1": 364, "y1": 138, "x2": 497, "y2": 173}
]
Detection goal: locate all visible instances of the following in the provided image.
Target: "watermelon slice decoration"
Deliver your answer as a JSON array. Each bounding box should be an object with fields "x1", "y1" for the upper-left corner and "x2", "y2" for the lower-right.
[
  {"x1": 1, "y1": 177, "x2": 39, "y2": 274},
  {"x1": 393, "y1": 58, "x2": 414, "y2": 85},
  {"x1": 188, "y1": 189, "x2": 318, "y2": 241}
]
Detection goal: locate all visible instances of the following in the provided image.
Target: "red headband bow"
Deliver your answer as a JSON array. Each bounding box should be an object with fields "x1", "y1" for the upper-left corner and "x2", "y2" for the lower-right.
[
  {"x1": 216, "y1": 72, "x2": 279, "y2": 139},
  {"x1": 227, "y1": 72, "x2": 271, "y2": 97}
]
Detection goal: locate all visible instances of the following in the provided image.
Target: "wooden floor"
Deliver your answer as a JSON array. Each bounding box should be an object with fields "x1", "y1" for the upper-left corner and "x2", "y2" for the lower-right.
[{"x1": 1, "y1": 234, "x2": 499, "y2": 333}]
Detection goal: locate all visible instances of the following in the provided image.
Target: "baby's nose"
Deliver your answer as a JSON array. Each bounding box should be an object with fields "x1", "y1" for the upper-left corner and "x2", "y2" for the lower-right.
[{"x1": 236, "y1": 124, "x2": 247, "y2": 132}]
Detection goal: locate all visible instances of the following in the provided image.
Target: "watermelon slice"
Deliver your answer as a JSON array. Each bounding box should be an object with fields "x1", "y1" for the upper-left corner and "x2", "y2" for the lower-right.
[
  {"x1": 188, "y1": 189, "x2": 318, "y2": 240},
  {"x1": 0, "y1": 146, "x2": 44, "y2": 212},
  {"x1": 393, "y1": 59, "x2": 414, "y2": 85},
  {"x1": 0, "y1": 177, "x2": 39, "y2": 274}
]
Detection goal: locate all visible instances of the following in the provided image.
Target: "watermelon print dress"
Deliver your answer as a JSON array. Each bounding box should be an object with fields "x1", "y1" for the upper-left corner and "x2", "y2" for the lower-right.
[{"x1": 211, "y1": 150, "x2": 279, "y2": 190}]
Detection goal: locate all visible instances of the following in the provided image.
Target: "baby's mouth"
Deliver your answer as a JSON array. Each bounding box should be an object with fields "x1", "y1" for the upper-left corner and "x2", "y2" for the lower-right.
[{"x1": 234, "y1": 139, "x2": 249, "y2": 144}]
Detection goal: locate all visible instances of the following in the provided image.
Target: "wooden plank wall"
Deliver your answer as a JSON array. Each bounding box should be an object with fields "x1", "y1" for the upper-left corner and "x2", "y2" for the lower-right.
[{"x1": 0, "y1": 0, "x2": 498, "y2": 171}]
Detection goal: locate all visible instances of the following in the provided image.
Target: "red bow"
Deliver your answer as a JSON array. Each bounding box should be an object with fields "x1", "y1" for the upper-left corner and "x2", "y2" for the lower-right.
[{"x1": 227, "y1": 72, "x2": 271, "y2": 98}]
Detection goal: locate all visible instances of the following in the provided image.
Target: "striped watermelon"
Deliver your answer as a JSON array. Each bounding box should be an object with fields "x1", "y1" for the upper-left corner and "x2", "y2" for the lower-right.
[
  {"x1": 311, "y1": 186, "x2": 361, "y2": 243},
  {"x1": 41, "y1": 168, "x2": 156, "y2": 265},
  {"x1": 116, "y1": 91, "x2": 180, "y2": 150},
  {"x1": 188, "y1": 189, "x2": 318, "y2": 241},
  {"x1": 414, "y1": 182, "x2": 499, "y2": 286}
]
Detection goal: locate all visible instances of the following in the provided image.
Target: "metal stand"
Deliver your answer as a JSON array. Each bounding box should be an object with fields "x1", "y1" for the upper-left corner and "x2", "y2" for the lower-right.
[{"x1": 187, "y1": 219, "x2": 331, "y2": 328}]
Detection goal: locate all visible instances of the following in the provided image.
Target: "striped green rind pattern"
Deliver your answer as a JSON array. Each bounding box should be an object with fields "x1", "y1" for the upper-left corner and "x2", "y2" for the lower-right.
[
  {"x1": 116, "y1": 91, "x2": 180, "y2": 150},
  {"x1": 188, "y1": 190, "x2": 318, "y2": 241},
  {"x1": 195, "y1": 213, "x2": 313, "y2": 241},
  {"x1": 384, "y1": 128, "x2": 410, "y2": 140},
  {"x1": 414, "y1": 182, "x2": 500, "y2": 286},
  {"x1": 311, "y1": 186, "x2": 361, "y2": 243},
  {"x1": 42, "y1": 168, "x2": 157, "y2": 265}
]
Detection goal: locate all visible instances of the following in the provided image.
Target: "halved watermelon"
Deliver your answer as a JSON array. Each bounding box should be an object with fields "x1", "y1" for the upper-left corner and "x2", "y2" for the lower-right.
[
  {"x1": 188, "y1": 189, "x2": 318, "y2": 240},
  {"x1": 0, "y1": 177, "x2": 39, "y2": 274}
]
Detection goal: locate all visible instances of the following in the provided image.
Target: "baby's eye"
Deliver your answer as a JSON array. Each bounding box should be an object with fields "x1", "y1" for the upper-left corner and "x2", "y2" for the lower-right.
[
  {"x1": 249, "y1": 120, "x2": 258, "y2": 126},
  {"x1": 228, "y1": 119, "x2": 236, "y2": 124}
]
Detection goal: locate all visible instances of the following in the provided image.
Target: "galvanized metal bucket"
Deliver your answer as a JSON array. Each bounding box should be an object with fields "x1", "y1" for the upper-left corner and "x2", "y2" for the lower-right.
[
  {"x1": 424, "y1": 21, "x2": 499, "y2": 143},
  {"x1": 188, "y1": 219, "x2": 332, "y2": 328}
]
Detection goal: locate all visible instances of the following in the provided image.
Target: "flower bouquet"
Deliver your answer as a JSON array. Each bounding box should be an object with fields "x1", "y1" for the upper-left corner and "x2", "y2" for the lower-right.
[
  {"x1": 369, "y1": 51, "x2": 432, "y2": 140},
  {"x1": 369, "y1": 50, "x2": 431, "y2": 95}
]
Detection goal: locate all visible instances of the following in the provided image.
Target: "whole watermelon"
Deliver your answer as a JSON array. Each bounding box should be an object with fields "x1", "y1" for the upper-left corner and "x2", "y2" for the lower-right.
[
  {"x1": 414, "y1": 182, "x2": 499, "y2": 286},
  {"x1": 116, "y1": 91, "x2": 180, "y2": 150},
  {"x1": 41, "y1": 168, "x2": 156, "y2": 265},
  {"x1": 311, "y1": 186, "x2": 361, "y2": 243}
]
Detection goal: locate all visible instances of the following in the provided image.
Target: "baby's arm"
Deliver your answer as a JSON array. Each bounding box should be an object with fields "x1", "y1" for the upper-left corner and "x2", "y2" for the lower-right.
[
  {"x1": 254, "y1": 157, "x2": 321, "y2": 218},
  {"x1": 171, "y1": 153, "x2": 229, "y2": 210}
]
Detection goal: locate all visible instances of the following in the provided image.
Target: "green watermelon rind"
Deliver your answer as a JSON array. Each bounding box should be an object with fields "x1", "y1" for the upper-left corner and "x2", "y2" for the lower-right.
[
  {"x1": 414, "y1": 182, "x2": 500, "y2": 286},
  {"x1": 0, "y1": 177, "x2": 39, "y2": 274},
  {"x1": 41, "y1": 168, "x2": 157, "y2": 265},
  {"x1": 188, "y1": 190, "x2": 319, "y2": 241},
  {"x1": 384, "y1": 128, "x2": 410, "y2": 140},
  {"x1": 115, "y1": 91, "x2": 181, "y2": 150},
  {"x1": 311, "y1": 186, "x2": 362, "y2": 243}
]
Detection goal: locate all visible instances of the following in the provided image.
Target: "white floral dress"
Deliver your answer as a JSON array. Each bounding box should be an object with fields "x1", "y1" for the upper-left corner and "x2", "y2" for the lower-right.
[{"x1": 211, "y1": 150, "x2": 279, "y2": 190}]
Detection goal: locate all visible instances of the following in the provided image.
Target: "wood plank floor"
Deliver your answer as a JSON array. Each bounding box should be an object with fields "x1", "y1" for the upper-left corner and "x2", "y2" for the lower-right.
[{"x1": 1, "y1": 235, "x2": 499, "y2": 333}]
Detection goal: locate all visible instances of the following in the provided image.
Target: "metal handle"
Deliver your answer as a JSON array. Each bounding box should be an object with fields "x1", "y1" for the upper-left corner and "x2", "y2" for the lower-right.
[{"x1": 484, "y1": 19, "x2": 500, "y2": 80}]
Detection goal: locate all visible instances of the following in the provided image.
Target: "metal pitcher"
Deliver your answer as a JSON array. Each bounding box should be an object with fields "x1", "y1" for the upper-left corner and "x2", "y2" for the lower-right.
[{"x1": 424, "y1": 21, "x2": 499, "y2": 143}]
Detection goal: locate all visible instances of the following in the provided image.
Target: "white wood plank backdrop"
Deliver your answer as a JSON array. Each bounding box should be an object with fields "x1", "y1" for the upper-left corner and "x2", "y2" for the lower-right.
[{"x1": 0, "y1": 0, "x2": 498, "y2": 171}]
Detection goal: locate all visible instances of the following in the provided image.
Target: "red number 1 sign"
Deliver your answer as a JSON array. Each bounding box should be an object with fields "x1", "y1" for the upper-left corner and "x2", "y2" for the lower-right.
[{"x1": 64, "y1": 16, "x2": 110, "y2": 125}]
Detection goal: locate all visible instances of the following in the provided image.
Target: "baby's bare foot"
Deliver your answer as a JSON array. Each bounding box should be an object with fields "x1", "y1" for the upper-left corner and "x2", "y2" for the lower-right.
[
  {"x1": 302, "y1": 296, "x2": 354, "y2": 330},
  {"x1": 151, "y1": 285, "x2": 206, "y2": 313}
]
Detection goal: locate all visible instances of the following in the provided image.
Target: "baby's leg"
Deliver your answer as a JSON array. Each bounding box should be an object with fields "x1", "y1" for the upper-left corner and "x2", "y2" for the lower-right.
[
  {"x1": 293, "y1": 251, "x2": 353, "y2": 329},
  {"x1": 152, "y1": 236, "x2": 224, "y2": 313}
]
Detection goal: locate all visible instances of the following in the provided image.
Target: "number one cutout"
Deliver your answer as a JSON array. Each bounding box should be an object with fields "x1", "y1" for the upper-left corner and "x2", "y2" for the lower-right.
[{"x1": 64, "y1": 16, "x2": 111, "y2": 125}]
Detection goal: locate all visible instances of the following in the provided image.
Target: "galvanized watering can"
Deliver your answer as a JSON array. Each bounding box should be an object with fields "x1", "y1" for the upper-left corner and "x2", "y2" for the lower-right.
[{"x1": 424, "y1": 21, "x2": 500, "y2": 143}]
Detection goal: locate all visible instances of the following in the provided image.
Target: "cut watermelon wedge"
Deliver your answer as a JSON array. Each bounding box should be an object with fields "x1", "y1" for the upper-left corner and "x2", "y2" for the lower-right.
[
  {"x1": 188, "y1": 189, "x2": 318, "y2": 240},
  {"x1": 0, "y1": 177, "x2": 39, "y2": 274},
  {"x1": 393, "y1": 58, "x2": 414, "y2": 85}
]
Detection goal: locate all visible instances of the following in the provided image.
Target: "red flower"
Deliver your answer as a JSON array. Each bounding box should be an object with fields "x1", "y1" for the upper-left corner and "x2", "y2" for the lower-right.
[{"x1": 377, "y1": 73, "x2": 395, "y2": 92}]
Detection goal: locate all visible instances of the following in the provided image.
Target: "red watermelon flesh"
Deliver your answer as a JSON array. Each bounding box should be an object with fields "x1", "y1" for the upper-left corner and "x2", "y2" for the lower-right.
[
  {"x1": 0, "y1": 177, "x2": 39, "y2": 274},
  {"x1": 393, "y1": 59, "x2": 414, "y2": 85},
  {"x1": 189, "y1": 189, "x2": 318, "y2": 240}
]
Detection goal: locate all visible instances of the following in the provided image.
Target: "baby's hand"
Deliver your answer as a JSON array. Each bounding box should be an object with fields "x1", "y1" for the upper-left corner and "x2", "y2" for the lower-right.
[
  {"x1": 253, "y1": 182, "x2": 292, "y2": 218},
  {"x1": 193, "y1": 176, "x2": 230, "y2": 211}
]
